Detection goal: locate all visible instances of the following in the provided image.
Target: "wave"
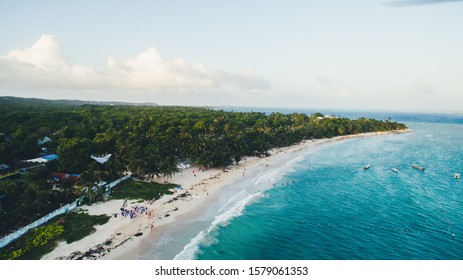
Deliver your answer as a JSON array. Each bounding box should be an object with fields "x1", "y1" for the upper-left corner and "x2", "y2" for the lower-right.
[
  {"x1": 254, "y1": 153, "x2": 306, "y2": 186},
  {"x1": 173, "y1": 192, "x2": 264, "y2": 260}
]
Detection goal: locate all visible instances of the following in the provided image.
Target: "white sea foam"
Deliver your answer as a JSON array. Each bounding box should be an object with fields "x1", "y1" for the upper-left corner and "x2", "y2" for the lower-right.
[
  {"x1": 173, "y1": 192, "x2": 264, "y2": 260},
  {"x1": 217, "y1": 189, "x2": 247, "y2": 213},
  {"x1": 254, "y1": 153, "x2": 306, "y2": 186},
  {"x1": 253, "y1": 168, "x2": 281, "y2": 186}
]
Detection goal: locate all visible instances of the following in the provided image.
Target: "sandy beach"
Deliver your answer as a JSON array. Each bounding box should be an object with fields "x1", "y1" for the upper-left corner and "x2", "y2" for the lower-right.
[{"x1": 41, "y1": 130, "x2": 409, "y2": 260}]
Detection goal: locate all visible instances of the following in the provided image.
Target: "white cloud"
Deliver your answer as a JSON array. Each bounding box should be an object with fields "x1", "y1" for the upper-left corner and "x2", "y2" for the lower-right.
[
  {"x1": 413, "y1": 80, "x2": 437, "y2": 95},
  {"x1": 0, "y1": 35, "x2": 270, "y2": 92},
  {"x1": 316, "y1": 75, "x2": 351, "y2": 96}
]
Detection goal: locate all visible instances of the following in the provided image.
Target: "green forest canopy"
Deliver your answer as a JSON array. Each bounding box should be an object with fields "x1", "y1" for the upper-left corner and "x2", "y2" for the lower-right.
[{"x1": 0, "y1": 96, "x2": 407, "y2": 173}]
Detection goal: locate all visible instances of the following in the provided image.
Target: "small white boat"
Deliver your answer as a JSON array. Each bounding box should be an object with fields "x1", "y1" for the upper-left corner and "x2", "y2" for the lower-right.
[
  {"x1": 392, "y1": 168, "x2": 399, "y2": 173},
  {"x1": 363, "y1": 164, "x2": 370, "y2": 170},
  {"x1": 412, "y1": 164, "x2": 425, "y2": 171},
  {"x1": 455, "y1": 173, "x2": 461, "y2": 179}
]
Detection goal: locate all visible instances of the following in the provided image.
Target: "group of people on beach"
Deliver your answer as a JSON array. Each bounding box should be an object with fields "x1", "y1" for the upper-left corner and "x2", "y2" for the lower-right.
[{"x1": 119, "y1": 205, "x2": 149, "y2": 219}]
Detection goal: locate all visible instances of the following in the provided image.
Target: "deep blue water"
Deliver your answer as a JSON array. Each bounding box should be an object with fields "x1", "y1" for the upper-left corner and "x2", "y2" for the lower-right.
[{"x1": 141, "y1": 111, "x2": 463, "y2": 260}]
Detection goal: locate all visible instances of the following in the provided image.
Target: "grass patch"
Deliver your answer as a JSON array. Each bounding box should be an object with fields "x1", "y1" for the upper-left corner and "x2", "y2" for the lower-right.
[
  {"x1": 108, "y1": 179, "x2": 175, "y2": 201},
  {"x1": 14, "y1": 237, "x2": 60, "y2": 260},
  {"x1": 58, "y1": 211, "x2": 110, "y2": 244},
  {"x1": 0, "y1": 211, "x2": 109, "y2": 260}
]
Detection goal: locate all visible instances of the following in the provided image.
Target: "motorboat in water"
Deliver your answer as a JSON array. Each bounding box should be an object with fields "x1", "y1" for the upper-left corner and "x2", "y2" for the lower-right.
[{"x1": 412, "y1": 164, "x2": 425, "y2": 171}]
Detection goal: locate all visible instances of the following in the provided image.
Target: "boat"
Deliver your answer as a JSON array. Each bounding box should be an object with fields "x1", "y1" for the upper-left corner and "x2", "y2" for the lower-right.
[
  {"x1": 455, "y1": 173, "x2": 461, "y2": 179},
  {"x1": 412, "y1": 164, "x2": 425, "y2": 171},
  {"x1": 392, "y1": 168, "x2": 399, "y2": 173},
  {"x1": 363, "y1": 164, "x2": 370, "y2": 170}
]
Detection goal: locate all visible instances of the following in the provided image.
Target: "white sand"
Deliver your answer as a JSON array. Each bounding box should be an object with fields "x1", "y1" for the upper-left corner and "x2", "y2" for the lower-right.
[{"x1": 41, "y1": 130, "x2": 409, "y2": 260}]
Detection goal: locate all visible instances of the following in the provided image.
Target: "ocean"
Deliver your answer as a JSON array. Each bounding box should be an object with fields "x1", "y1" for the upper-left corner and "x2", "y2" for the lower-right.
[{"x1": 139, "y1": 111, "x2": 463, "y2": 260}]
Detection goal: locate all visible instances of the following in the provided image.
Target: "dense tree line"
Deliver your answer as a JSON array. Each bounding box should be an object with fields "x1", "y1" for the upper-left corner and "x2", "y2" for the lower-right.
[
  {"x1": 0, "y1": 97, "x2": 406, "y2": 174},
  {"x1": 0, "y1": 97, "x2": 407, "y2": 235}
]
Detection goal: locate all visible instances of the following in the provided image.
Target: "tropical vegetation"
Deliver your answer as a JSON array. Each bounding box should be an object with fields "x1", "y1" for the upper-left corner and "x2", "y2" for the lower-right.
[{"x1": 0, "y1": 211, "x2": 109, "y2": 260}]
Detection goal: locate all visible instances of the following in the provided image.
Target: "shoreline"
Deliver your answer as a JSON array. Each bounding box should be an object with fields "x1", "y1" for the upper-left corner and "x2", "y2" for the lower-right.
[{"x1": 41, "y1": 129, "x2": 410, "y2": 260}]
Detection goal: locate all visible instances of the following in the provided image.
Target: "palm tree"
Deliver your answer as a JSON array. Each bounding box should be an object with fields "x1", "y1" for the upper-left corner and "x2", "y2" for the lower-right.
[
  {"x1": 129, "y1": 158, "x2": 148, "y2": 178},
  {"x1": 86, "y1": 188, "x2": 97, "y2": 205},
  {"x1": 160, "y1": 160, "x2": 179, "y2": 183}
]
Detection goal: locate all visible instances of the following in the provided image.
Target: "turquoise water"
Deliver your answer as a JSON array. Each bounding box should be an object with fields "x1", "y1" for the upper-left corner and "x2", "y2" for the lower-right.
[{"x1": 140, "y1": 113, "x2": 463, "y2": 260}]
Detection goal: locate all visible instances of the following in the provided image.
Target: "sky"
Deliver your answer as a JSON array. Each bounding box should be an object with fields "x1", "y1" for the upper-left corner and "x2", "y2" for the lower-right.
[{"x1": 0, "y1": 0, "x2": 462, "y2": 111}]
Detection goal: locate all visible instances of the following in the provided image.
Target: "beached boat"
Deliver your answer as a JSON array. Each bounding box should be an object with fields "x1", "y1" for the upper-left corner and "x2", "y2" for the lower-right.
[
  {"x1": 412, "y1": 164, "x2": 425, "y2": 171},
  {"x1": 363, "y1": 164, "x2": 370, "y2": 170},
  {"x1": 392, "y1": 168, "x2": 399, "y2": 173}
]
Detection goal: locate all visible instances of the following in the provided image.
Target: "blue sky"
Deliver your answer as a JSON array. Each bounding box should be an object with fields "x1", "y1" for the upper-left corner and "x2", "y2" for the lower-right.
[{"x1": 0, "y1": 0, "x2": 462, "y2": 111}]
